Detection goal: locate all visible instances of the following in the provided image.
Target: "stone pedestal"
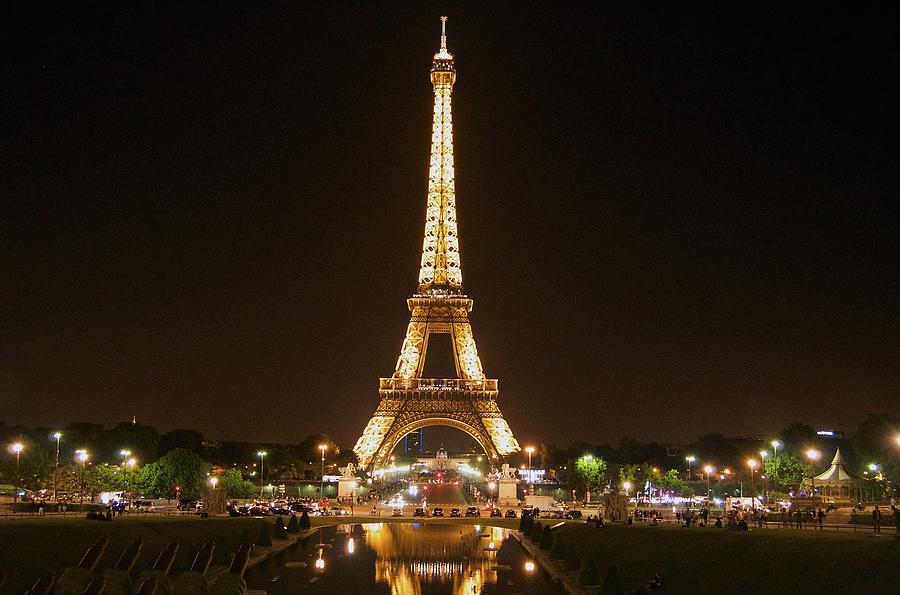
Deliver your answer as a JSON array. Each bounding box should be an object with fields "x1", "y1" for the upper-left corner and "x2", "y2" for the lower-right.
[
  {"x1": 338, "y1": 477, "x2": 358, "y2": 500},
  {"x1": 497, "y1": 478, "x2": 519, "y2": 506}
]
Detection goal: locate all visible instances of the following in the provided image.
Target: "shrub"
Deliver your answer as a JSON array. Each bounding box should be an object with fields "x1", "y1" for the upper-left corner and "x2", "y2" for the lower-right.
[
  {"x1": 579, "y1": 554, "x2": 600, "y2": 586},
  {"x1": 238, "y1": 527, "x2": 251, "y2": 545},
  {"x1": 299, "y1": 510, "x2": 311, "y2": 529},
  {"x1": 518, "y1": 512, "x2": 528, "y2": 532},
  {"x1": 550, "y1": 533, "x2": 566, "y2": 559},
  {"x1": 600, "y1": 564, "x2": 624, "y2": 595},
  {"x1": 530, "y1": 521, "x2": 543, "y2": 543},
  {"x1": 540, "y1": 525, "x2": 553, "y2": 550},
  {"x1": 255, "y1": 522, "x2": 273, "y2": 546},
  {"x1": 286, "y1": 514, "x2": 300, "y2": 533},
  {"x1": 273, "y1": 517, "x2": 288, "y2": 539},
  {"x1": 565, "y1": 542, "x2": 581, "y2": 570},
  {"x1": 521, "y1": 513, "x2": 534, "y2": 535}
]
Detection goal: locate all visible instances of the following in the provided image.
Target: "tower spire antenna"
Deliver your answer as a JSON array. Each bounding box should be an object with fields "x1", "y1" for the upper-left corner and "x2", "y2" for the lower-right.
[{"x1": 440, "y1": 16, "x2": 448, "y2": 53}]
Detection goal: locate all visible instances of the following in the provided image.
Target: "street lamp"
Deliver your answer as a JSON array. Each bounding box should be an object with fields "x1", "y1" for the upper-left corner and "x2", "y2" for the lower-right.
[
  {"x1": 806, "y1": 449, "x2": 820, "y2": 497},
  {"x1": 747, "y1": 459, "x2": 758, "y2": 507},
  {"x1": 76, "y1": 449, "x2": 89, "y2": 506},
  {"x1": 257, "y1": 451, "x2": 267, "y2": 497},
  {"x1": 120, "y1": 450, "x2": 132, "y2": 506},
  {"x1": 703, "y1": 465, "x2": 714, "y2": 500},
  {"x1": 11, "y1": 443, "x2": 24, "y2": 511},
  {"x1": 210, "y1": 477, "x2": 219, "y2": 489},
  {"x1": 685, "y1": 455, "x2": 696, "y2": 481},
  {"x1": 770, "y1": 440, "x2": 781, "y2": 484},
  {"x1": 319, "y1": 445, "x2": 327, "y2": 501},
  {"x1": 53, "y1": 432, "x2": 62, "y2": 501}
]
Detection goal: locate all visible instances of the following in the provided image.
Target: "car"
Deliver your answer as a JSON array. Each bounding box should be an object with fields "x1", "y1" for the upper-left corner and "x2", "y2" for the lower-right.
[
  {"x1": 490, "y1": 508, "x2": 502, "y2": 517},
  {"x1": 521, "y1": 505, "x2": 535, "y2": 516},
  {"x1": 330, "y1": 506, "x2": 350, "y2": 516},
  {"x1": 392, "y1": 508, "x2": 403, "y2": 517},
  {"x1": 432, "y1": 507, "x2": 444, "y2": 517},
  {"x1": 450, "y1": 508, "x2": 461, "y2": 517},
  {"x1": 270, "y1": 505, "x2": 291, "y2": 515},
  {"x1": 465, "y1": 506, "x2": 480, "y2": 517},
  {"x1": 565, "y1": 510, "x2": 583, "y2": 519},
  {"x1": 290, "y1": 503, "x2": 311, "y2": 514},
  {"x1": 505, "y1": 509, "x2": 517, "y2": 518},
  {"x1": 414, "y1": 508, "x2": 427, "y2": 517}
]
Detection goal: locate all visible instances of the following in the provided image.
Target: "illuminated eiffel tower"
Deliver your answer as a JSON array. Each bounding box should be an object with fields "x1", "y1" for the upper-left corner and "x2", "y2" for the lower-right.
[{"x1": 354, "y1": 17, "x2": 520, "y2": 471}]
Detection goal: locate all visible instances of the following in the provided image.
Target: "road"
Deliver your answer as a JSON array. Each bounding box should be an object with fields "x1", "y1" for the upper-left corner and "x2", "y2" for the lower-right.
[{"x1": 417, "y1": 482, "x2": 470, "y2": 506}]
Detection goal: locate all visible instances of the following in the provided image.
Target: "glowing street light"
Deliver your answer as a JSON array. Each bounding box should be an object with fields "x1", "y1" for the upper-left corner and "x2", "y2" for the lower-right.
[
  {"x1": 703, "y1": 465, "x2": 714, "y2": 499},
  {"x1": 76, "y1": 449, "x2": 89, "y2": 505},
  {"x1": 53, "y1": 432, "x2": 62, "y2": 501},
  {"x1": 319, "y1": 445, "x2": 328, "y2": 501},
  {"x1": 257, "y1": 451, "x2": 267, "y2": 497},
  {"x1": 11, "y1": 443, "x2": 24, "y2": 510},
  {"x1": 770, "y1": 440, "x2": 781, "y2": 482},
  {"x1": 806, "y1": 449, "x2": 821, "y2": 497},
  {"x1": 685, "y1": 455, "x2": 696, "y2": 480},
  {"x1": 524, "y1": 560, "x2": 536, "y2": 573},
  {"x1": 210, "y1": 476, "x2": 219, "y2": 489},
  {"x1": 747, "y1": 459, "x2": 758, "y2": 506}
]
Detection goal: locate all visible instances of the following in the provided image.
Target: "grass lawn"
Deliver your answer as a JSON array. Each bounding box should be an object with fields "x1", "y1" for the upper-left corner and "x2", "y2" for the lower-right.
[
  {"x1": 0, "y1": 514, "x2": 518, "y2": 593},
  {"x1": 551, "y1": 523, "x2": 900, "y2": 594}
]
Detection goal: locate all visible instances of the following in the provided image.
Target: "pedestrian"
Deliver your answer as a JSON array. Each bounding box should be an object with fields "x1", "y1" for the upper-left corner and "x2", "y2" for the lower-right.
[
  {"x1": 891, "y1": 504, "x2": 900, "y2": 538},
  {"x1": 817, "y1": 508, "x2": 824, "y2": 530},
  {"x1": 781, "y1": 506, "x2": 789, "y2": 528},
  {"x1": 872, "y1": 506, "x2": 881, "y2": 534}
]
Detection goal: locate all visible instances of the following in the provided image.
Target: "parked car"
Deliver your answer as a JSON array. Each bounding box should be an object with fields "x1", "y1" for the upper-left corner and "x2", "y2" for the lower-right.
[
  {"x1": 330, "y1": 507, "x2": 350, "y2": 516},
  {"x1": 465, "y1": 506, "x2": 480, "y2": 517},
  {"x1": 565, "y1": 510, "x2": 583, "y2": 520},
  {"x1": 392, "y1": 508, "x2": 403, "y2": 517},
  {"x1": 247, "y1": 506, "x2": 271, "y2": 516},
  {"x1": 290, "y1": 503, "x2": 311, "y2": 514},
  {"x1": 505, "y1": 509, "x2": 517, "y2": 518},
  {"x1": 413, "y1": 508, "x2": 427, "y2": 517},
  {"x1": 521, "y1": 505, "x2": 535, "y2": 516},
  {"x1": 450, "y1": 508, "x2": 461, "y2": 517},
  {"x1": 432, "y1": 507, "x2": 444, "y2": 517},
  {"x1": 490, "y1": 508, "x2": 502, "y2": 517}
]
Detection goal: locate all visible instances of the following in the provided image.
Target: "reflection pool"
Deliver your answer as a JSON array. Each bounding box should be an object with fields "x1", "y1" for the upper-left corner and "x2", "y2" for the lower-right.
[{"x1": 246, "y1": 522, "x2": 564, "y2": 594}]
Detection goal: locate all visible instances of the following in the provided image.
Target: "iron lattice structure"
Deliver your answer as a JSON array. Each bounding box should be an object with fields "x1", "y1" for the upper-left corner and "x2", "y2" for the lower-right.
[{"x1": 354, "y1": 18, "x2": 520, "y2": 471}]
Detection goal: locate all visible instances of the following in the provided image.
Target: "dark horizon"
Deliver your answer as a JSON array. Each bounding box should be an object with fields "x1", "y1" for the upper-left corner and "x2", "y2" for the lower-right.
[{"x1": 2, "y1": 5, "x2": 898, "y2": 448}]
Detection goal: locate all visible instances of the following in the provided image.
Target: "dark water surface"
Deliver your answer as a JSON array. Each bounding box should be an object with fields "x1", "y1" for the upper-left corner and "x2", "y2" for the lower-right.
[{"x1": 246, "y1": 523, "x2": 565, "y2": 594}]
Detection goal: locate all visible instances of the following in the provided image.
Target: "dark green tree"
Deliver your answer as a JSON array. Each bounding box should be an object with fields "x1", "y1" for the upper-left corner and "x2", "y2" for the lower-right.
[
  {"x1": 286, "y1": 514, "x2": 300, "y2": 533},
  {"x1": 550, "y1": 533, "x2": 566, "y2": 559},
  {"x1": 579, "y1": 554, "x2": 600, "y2": 586},
  {"x1": 220, "y1": 468, "x2": 256, "y2": 499},
  {"x1": 530, "y1": 521, "x2": 543, "y2": 543},
  {"x1": 540, "y1": 525, "x2": 553, "y2": 550},
  {"x1": 139, "y1": 448, "x2": 211, "y2": 499},
  {"x1": 255, "y1": 522, "x2": 273, "y2": 546},
  {"x1": 600, "y1": 564, "x2": 624, "y2": 594},
  {"x1": 565, "y1": 542, "x2": 581, "y2": 570},
  {"x1": 273, "y1": 517, "x2": 288, "y2": 539},
  {"x1": 158, "y1": 429, "x2": 205, "y2": 457},
  {"x1": 299, "y1": 510, "x2": 311, "y2": 529}
]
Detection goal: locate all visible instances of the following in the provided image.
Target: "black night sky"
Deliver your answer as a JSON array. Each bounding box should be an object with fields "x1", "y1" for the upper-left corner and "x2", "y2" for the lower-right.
[{"x1": 2, "y1": 4, "x2": 898, "y2": 448}]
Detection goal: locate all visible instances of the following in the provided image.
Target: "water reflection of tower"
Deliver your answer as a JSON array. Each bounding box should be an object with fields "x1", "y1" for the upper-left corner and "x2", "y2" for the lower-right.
[{"x1": 366, "y1": 523, "x2": 506, "y2": 595}]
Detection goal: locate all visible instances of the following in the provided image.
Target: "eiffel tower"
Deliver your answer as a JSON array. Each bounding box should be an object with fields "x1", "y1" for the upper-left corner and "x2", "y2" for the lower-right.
[{"x1": 353, "y1": 17, "x2": 520, "y2": 471}]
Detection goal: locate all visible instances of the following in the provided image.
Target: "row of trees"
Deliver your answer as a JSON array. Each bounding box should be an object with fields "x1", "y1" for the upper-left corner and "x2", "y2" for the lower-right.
[
  {"x1": 0, "y1": 421, "x2": 355, "y2": 494},
  {"x1": 541, "y1": 414, "x2": 899, "y2": 499}
]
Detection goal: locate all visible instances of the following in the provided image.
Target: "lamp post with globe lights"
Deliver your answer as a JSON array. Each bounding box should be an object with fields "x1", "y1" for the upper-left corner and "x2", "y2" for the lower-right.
[
  {"x1": 685, "y1": 455, "x2": 696, "y2": 481},
  {"x1": 704, "y1": 465, "x2": 714, "y2": 500},
  {"x1": 806, "y1": 449, "x2": 821, "y2": 497},
  {"x1": 319, "y1": 445, "x2": 327, "y2": 501},
  {"x1": 747, "y1": 459, "x2": 759, "y2": 507},
  {"x1": 76, "y1": 449, "x2": 89, "y2": 505},
  {"x1": 53, "y1": 432, "x2": 62, "y2": 501},
  {"x1": 257, "y1": 451, "x2": 267, "y2": 497},
  {"x1": 11, "y1": 443, "x2": 24, "y2": 510}
]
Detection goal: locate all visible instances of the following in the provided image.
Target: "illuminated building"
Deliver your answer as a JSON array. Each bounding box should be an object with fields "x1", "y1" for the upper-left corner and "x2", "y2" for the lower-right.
[{"x1": 354, "y1": 17, "x2": 520, "y2": 471}]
